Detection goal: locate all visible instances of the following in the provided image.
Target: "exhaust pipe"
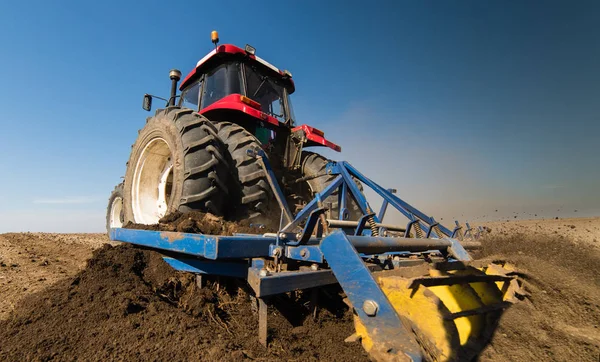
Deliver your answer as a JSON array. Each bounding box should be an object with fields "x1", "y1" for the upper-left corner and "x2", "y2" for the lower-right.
[{"x1": 168, "y1": 69, "x2": 182, "y2": 106}]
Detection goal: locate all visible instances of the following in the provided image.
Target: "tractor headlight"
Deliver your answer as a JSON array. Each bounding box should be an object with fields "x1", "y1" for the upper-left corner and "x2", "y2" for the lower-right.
[{"x1": 245, "y1": 44, "x2": 256, "y2": 55}]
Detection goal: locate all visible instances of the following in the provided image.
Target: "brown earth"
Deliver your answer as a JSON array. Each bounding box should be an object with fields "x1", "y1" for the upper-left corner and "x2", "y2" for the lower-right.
[
  {"x1": 0, "y1": 244, "x2": 367, "y2": 361},
  {"x1": 0, "y1": 232, "x2": 114, "y2": 320},
  {"x1": 124, "y1": 210, "x2": 276, "y2": 235},
  {"x1": 481, "y1": 216, "x2": 600, "y2": 247},
  {"x1": 0, "y1": 216, "x2": 599, "y2": 361},
  {"x1": 474, "y1": 232, "x2": 600, "y2": 361}
]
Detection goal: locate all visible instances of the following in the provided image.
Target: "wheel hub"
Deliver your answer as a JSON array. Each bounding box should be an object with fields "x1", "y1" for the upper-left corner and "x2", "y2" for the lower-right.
[
  {"x1": 131, "y1": 137, "x2": 174, "y2": 224},
  {"x1": 109, "y1": 196, "x2": 124, "y2": 228}
]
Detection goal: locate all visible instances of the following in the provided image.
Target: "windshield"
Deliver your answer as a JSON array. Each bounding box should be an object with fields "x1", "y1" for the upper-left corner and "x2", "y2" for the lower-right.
[
  {"x1": 245, "y1": 64, "x2": 294, "y2": 124},
  {"x1": 202, "y1": 62, "x2": 243, "y2": 108},
  {"x1": 178, "y1": 61, "x2": 243, "y2": 110}
]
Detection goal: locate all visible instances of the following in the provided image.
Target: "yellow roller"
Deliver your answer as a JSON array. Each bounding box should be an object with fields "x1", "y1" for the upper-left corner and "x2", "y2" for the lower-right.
[{"x1": 353, "y1": 264, "x2": 516, "y2": 361}]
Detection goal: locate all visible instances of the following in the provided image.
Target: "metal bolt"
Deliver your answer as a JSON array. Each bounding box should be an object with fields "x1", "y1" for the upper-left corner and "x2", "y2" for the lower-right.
[
  {"x1": 278, "y1": 232, "x2": 286, "y2": 239},
  {"x1": 300, "y1": 248, "x2": 309, "y2": 258},
  {"x1": 362, "y1": 300, "x2": 378, "y2": 317},
  {"x1": 310, "y1": 263, "x2": 319, "y2": 271},
  {"x1": 272, "y1": 248, "x2": 281, "y2": 257},
  {"x1": 259, "y1": 269, "x2": 269, "y2": 277}
]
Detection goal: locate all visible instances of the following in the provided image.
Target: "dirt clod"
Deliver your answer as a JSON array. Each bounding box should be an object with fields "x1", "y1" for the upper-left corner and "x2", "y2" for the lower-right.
[{"x1": 124, "y1": 211, "x2": 275, "y2": 235}]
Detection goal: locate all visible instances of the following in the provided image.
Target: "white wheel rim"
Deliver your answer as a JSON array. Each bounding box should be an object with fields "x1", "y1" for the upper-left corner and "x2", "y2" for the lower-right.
[
  {"x1": 109, "y1": 196, "x2": 123, "y2": 228},
  {"x1": 157, "y1": 161, "x2": 173, "y2": 214},
  {"x1": 131, "y1": 137, "x2": 174, "y2": 224}
]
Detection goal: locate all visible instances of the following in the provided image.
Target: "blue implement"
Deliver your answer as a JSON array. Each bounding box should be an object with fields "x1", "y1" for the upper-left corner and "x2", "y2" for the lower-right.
[{"x1": 109, "y1": 160, "x2": 496, "y2": 362}]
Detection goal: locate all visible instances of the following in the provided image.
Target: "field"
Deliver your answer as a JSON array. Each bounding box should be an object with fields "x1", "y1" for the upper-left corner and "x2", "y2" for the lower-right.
[{"x1": 0, "y1": 217, "x2": 599, "y2": 361}]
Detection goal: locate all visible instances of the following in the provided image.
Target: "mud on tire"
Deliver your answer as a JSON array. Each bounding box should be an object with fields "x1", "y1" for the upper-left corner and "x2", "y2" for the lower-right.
[{"x1": 123, "y1": 107, "x2": 232, "y2": 224}]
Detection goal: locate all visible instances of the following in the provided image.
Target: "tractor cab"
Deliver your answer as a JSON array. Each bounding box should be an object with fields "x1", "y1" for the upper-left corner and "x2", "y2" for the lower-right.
[
  {"x1": 178, "y1": 41, "x2": 296, "y2": 130},
  {"x1": 142, "y1": 31, "x2": 341, "y2": 156}
]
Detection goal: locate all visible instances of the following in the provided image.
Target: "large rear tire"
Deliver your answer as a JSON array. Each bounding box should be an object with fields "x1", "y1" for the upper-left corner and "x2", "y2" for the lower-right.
[
  {"x1": 300, "y1": 151, "x2": 363, "y2": 220},
  {"x1": 123, "y1": 107, "x2": 233, "y2": 224},
  {"x1": 106, "y1": 183, "x2": 124, "y2": 234},
  {"x1": 214, "y1": 121, "x2": 273, "y2": 220}
]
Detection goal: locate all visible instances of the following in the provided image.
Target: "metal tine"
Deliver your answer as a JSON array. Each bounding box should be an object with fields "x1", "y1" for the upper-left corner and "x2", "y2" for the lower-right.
[
  {"x1": 476, "y1": 226, "x2": 485, "y2": 239},
  {"x1": 452, "y1": 220, "x2": 464, "y2": 241},
  {"x1": 464, "y1": 222, "x2": 473, "y2": 239}
]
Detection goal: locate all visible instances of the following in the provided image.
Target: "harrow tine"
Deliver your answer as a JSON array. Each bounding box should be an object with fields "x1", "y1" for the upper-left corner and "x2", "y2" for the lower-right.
[
  {"x1": 296, "y1": 207, "x2": 327, "y2": 245},
  {"x1": 426, "y1": 218, "x2": 445, "y2": 238},
  {"x1": 464, "y1": 222, "x2": 473, "y2": 239},
  {"x1": 452, "y1": 220, "x2": 463, "y2": 240},
  {"x1": 355, "y1": 213, "x2": 376, "y2": 236},
  {"x1": 476, "y1": 226, "x2": 485, "y2": 239}
]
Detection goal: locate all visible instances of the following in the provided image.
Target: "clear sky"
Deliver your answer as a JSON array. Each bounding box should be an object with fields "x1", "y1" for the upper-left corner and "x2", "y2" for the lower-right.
[{"x1": 0, "y1": 0, "x2": 598, "y2": 232}]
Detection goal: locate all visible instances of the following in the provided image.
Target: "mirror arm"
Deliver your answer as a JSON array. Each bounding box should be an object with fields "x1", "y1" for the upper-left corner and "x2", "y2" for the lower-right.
[
  {"x1": 148, "y1": 94, "x2": 168, "y2": 102},
  {"x1": 148, "y1": 95, "x2": 180, "y2": 105}
]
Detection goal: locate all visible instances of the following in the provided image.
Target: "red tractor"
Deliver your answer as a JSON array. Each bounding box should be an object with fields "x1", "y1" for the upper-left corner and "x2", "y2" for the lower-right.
[{"x1": 107, "y1": 32, "x2": 357, "y2": 230}]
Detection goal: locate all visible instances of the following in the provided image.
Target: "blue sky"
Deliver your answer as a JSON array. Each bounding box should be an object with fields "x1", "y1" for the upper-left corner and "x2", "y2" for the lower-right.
[{"x1": 0, "y1": 0, "x2": 598, "y2": 232}]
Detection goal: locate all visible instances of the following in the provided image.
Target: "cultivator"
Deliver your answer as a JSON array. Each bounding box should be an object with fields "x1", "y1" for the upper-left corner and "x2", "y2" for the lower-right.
[{"x1": 110, "y1": 154, "x2": 520, "y2": 362}]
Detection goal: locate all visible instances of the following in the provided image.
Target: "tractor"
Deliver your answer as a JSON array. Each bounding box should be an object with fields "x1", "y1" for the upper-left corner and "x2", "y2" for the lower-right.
[
  {"x1": 107, "y1": 31, "x2": 353, "y2": 230},
  {"x1": 106, "y1": 32, "x2": 522, "y2": 361}
]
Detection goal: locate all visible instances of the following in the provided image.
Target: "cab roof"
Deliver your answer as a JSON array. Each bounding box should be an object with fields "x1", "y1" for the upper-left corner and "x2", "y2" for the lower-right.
[{"x1": 179, "y1": 44, "x2": 295, "y2": 93}]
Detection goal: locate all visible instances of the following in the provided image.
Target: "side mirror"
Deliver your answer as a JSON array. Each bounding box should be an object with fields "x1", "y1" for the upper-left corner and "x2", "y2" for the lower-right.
[{"x1": 142, "y1": 94, "x2": 153, "y2": 111}]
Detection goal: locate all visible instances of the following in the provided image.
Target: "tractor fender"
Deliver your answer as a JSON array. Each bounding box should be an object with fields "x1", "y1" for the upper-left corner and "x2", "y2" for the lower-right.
[{"x1": 292, "y1": 124, "x2": 341, "y2": 152}]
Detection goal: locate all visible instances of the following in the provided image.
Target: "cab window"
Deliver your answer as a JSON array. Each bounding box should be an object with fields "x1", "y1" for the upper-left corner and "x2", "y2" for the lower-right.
[
  {"x1": 201, "y1": 62, "x2": 242, "y2": 109},
  {"x1": 180, "y1": 80, "x2": 201, "y2": 110},
  {"x1": 245, "y1": 65, "x2": 286, "y2": 122}
]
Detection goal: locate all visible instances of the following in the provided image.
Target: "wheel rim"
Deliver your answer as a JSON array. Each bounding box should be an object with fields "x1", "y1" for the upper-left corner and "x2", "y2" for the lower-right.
[
  {"x1": 131, "y1": 137, "x2": 174, "y2": 224},
  {"x1": 109, "y1": 196, "x2": 124, "y2": 228}
]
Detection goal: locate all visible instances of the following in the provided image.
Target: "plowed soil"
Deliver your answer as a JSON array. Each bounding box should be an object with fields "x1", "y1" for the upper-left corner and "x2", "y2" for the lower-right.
[
  {"x1": 123, "y1": 211, "x2": 275, "y2": 235},
  {"x1": 1, "y1": 216, "x2": 599, "y2": 361},
  {"x1": 475, "y1": 233, "x2": 600, "y2": 362},
  {"x1": 0, "y1": 244, "x2": 367, "y2": 361},
  {"x1": 0, "y1": 232, "x2": 114, "y2": 320}
]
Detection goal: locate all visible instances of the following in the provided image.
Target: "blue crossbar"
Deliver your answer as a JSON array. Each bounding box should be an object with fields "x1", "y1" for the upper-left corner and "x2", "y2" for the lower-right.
[{"x1": 110, "y1": 228, "x2": 275, "y2": 259}]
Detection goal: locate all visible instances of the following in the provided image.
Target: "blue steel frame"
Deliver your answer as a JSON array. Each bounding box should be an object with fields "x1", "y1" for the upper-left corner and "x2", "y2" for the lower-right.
[
  {"x1": 327, "y1": 162, "x2": 447, "y2": 236},
  {"x1": 109, "y1": 160, "x2": 484, "y2": 362}
]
